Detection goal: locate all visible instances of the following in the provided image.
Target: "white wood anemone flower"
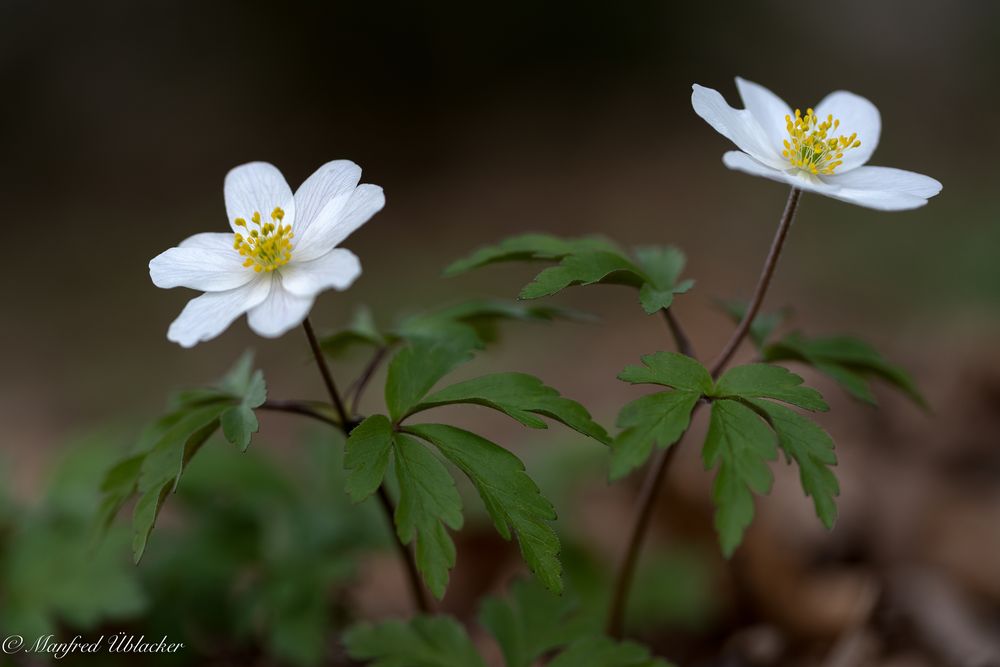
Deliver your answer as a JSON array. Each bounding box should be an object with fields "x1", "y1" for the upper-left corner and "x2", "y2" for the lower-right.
[
  {"x1": 692, "y1": 77, "x2": 942, "y2": 210},
  {"x1": 150, "y1": 161, "x2": 383, "y2": 347}
]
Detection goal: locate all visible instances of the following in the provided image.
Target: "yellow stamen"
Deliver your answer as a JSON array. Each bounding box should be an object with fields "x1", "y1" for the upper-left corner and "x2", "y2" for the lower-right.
[
  {"x1": 782, "y1": 108, "x2": 863, "y2": 176},
  {"x1": 232, "y1": 206, "x2": 293, "y2": 272}
]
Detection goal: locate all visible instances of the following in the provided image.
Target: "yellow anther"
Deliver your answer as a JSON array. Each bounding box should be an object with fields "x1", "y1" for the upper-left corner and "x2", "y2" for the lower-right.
[
  {"x1": 781, "y1": 106, "x2": 863, "y2": 176},
  {"x1": 232, "y1": 206, "x2": 294, "y2": 272}
]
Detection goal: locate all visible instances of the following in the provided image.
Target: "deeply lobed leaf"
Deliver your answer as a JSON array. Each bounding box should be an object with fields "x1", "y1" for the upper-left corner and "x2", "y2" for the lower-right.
[
  {"x1": 444, "y1": 233, "x2": 618, "y2": 276},
  {"x1": 385, "y1": 339, "x2": 474, "y2": 421},
  {"x1": 749, "y1": 400, "x2": 839, "y2": 529},
  {"x1": 447, "y1": 234, "x2": 693, "y2": 315},
  {"x1": 478, "y1": 578, "x2": 594, "y2": 667},
  {"x1": 343, "y1": 615, "x2": 486, "y2": 667},
  {"x1": 406, "y1": 424, "x2": 562, "y2": 593},
  {"x1": 548, "y1": 636, "x2": 674, "y2": 667},
  {"x1": 712, "y1": 363, "x2": 828, "y2": 412},
  {"x1": 414, "y1": 372, "x2": 609, "y2": 444},
  {"x1": 611, "y1": 391, "x2": 700, "y2": 480},
  {"x1": 392, "y1": 434, "x2": 464, "y2": 599},
  {"x1": 343, "y1": 415, "x2": 394, "y2": 503},
  {"x1": 520, "y1": 251, "x2": 646, "y2": 300},
  {"x1": 618, "y1": 352, "x2": 714, "y2": 394},
  {"x1": 702, "y1": 399, "x2": 777, "y2": 557},
  {"x1": 764, "y1": 333, "x2": 926, "y2": 407}
]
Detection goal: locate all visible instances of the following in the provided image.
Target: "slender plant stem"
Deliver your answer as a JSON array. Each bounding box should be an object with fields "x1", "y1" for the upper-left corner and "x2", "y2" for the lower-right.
[
  {"x1": 662, "y1": 309, "x2": 694, "y2": 358},
  {"x1": 376, "y1": 486, "x2": 432, "y2": 612},
  {"x1": 302, "y1": 317, "x2": 352, "y2": 426},
  {"x1": 709, "y1": 187, "x2": 802, "y2": 377},
  {"x1": 607, "y1": 186, "x2": 802, "y2": 637},
  {"x1": 606, "y1": 435, "x2": 685, "y2": 638},
  {"x1": 301, "y1": 317, "x2": 431, "y2": 614},
  {"x1": 259, "y1": 399, "x2": 341, "y2": 428},
  {"x1": 348, "y1": 346, "x2": 389, "y2": 415}
]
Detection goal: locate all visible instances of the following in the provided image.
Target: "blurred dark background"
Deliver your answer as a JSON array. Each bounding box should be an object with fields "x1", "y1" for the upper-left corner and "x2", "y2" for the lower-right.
[{"x1": 2, "y1": 1, "x2": 999, "y2": 665}]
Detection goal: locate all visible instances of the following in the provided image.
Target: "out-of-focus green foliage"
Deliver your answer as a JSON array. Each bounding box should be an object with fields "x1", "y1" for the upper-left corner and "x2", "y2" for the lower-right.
[
  {"x1": 96, "y1": 353, "x2": 270, "y2": 564},
  {"x1": 716, "y1": 301, "x2": 925, "y2": 406},
  {"x1": 0, "y1": 439, "x2": 146, "y2": 640},
  {"x1": 320, "y1": 299, "x2": 588, "y2": 360},
  {"x1": 445, "y1": 234, "x2": 693, "y2": 316},
  {"x1": 611, "y1": 351, "x2": 836, "y2": 556},
  {"x1": 344, "y1": 578, "x2": 676, "y2": 667},
  {"x1": 346, "y1": 330, "x2": 607, "y2": 598},
  {"x1": 0, "y1": 424, "x2": 391, "y2": 666}
]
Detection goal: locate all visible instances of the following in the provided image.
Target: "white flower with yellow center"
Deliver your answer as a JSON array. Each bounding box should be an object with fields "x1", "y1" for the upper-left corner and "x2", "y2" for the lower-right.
[
  {"x1": 150, "y1": 161, "x2": 383, "y2": 347},
  {"x1": 692, "y1": 77, "x2": 942, "y2": 210}
]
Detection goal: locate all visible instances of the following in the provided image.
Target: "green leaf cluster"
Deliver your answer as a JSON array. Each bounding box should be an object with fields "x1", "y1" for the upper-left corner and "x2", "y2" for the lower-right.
[
  {"x1": 320, "y1": 299, "x2": 586, "y2": 360},
  {"x1": 445, "y1": 233, "x2": 694, "y2": 315},
  {"x1": 0, "y1": 440, "x2": 146, "y2": 640},
  {"x1": 614, "y1": 352, "x2": 837, "y2": 555},
  {"x1": 344, "y1": 337, "x2": 608, "y2": 598},
  {"x1": 764, "y1": 333, "x2": 926, "y2": 407},
  {"x1": 344, "y1": 578, "x2": 674, "y2": 667},
  {"x1": 717, "y1": 301, "x2": 925, "y2": 407},
  {"x1": 96, "y1": 353, "x2": 268, "y2": 563}
]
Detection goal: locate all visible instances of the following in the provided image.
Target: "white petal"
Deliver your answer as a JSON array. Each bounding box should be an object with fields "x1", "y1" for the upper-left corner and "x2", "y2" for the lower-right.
[
  {"x1": 294, "y1": 184, "x2": 385, "y2": 262},
  {"x1": 166, "y1": 276, "x2": 271, "y2": 347},
  {"x1": 735, "y1": 77, "x2": 792, "y2": 151},
  {"x1": 722, "y1": 151, "x2": 848, "y2": 197},
  {"x1": 692, "y1": 84, "x2": 785, "y2": 169},
  {"x1": 292, "y1": 160, "x2": 362, "y2": 240},
  {"x1": 150, "y1": 233, "x2": 253, "y2": 291},
  {"x1": 723, "y1": 152, "x2": 942, "y2": 212},
  {"x1": 178, "y1": 232, "x2": 236, "y2": 250},
  {"x1": 823, "y1": 165, "x2": 942, "y2": 211},
  {"x1": 280, "y1": 248, "x2": 362, "y2": 297},
  {"x1": 224, "y1": 162, "x2": 296, "y2": 233},
  {"x1": 246, "y1": 275, "x2": 316, "y2": 338},
  {"x1": 814, "y1": 91, "x2": 881, "y2": 172}
]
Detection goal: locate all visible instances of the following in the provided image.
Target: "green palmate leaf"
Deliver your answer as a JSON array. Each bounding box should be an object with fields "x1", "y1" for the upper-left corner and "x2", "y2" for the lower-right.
[
  {"x1": 132, "y1": 404, "x2": 227, "y2": 562},
  {"x1": 94, "y1": 453, "x2": 145, "y2": 538},
  {"x1": 175, "y1": 351, "x2": 267, "y2": 451},
  {"x1": 479, "y1": 579, "x2": 593, "y2": 667},
  {"x1": 385, "y1": 339, "x2": 474, "y2": 421},
  {"x1": 413, "y1": 372, "x2": 609, "y2": 444},
  {"x1": 444, "y1": 233, "x2": 618, "y2": 276},
  {"x1": 343, "y1": 615, "x2": 486, "y2": 667},
  {"x1": 750, "y1": 400, "x2": 839, "y2": 529},
  {"x1": 447, "y1": 234, "x2": 693, "y2": 315},
  {"x1": 219, "y1": 360, "x2": 267, "y2": 451},
  {"x1": 406, "y1": 424, "x2": 562, "y2": 593},
  {"x1": 520, "y1": 251, "x2": 645, "y2": 300},
  {"x1": 618, "y1": 351, "x2": 714, "y2": 394},
  {"x1": 97, "y1": 353, "x2": 268, "y2": 561},
  {"x1": 343, "y1": 415, "x2": 394, "y2": 503},
  {"x1": 611, "y1": 391, "x2": 701, "y2": 480},
  {"x1": 712, "y1": 363, "x2": 828, "y2": 412},
  {"x1": 764, "y1": 333, "x2": 926, "y2": 407},
  {"x1": 548, "y1": 636, "x2": 674, "y2": 667},
  {"x1": 319, "y1": 306, "x2": 387, "y2": 358},
  {"x1": 220, "y1": 406, "x2": 258, "y2": 452},
  {"x1": 392, "y1": 434, "x2": 464, "y2": 599},
  {"x1": 634, "y1": 246, "x2": 695, "y2": 315},
  {"x1": 702, "y1": 399, "x2": 777, "y2": 557},
  {"x1": 715, "y1": 299, "x2": 788, "y2": 348}
]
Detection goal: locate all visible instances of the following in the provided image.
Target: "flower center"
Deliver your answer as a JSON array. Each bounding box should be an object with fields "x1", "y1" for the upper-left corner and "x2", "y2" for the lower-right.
[
  {"x1": 781, "y1": 108, "x2": 862, "y2": 175},
  {"x1": 232, "y1": 207, "x2": 294, "y2": 272}
]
